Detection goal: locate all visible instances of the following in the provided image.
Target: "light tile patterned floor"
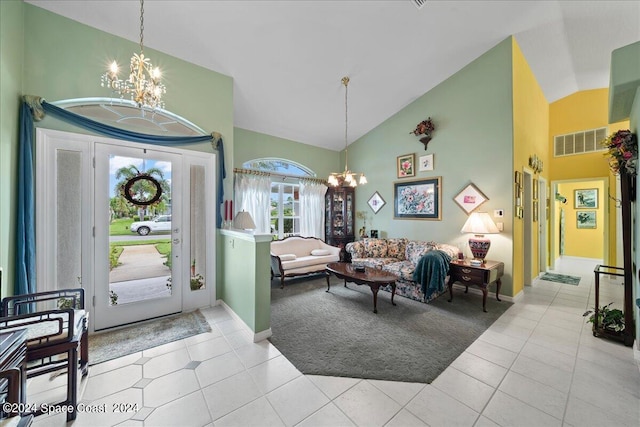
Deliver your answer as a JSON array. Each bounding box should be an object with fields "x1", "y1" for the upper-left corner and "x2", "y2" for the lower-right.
[{"x1": 30, "y1": 258, "x2": 640, "y2": 426}]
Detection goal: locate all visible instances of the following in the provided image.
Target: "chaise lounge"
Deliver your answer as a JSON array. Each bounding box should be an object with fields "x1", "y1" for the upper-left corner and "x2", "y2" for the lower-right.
[{"x1": 270, "y1": 236, "x2": 341, "y2": 288}]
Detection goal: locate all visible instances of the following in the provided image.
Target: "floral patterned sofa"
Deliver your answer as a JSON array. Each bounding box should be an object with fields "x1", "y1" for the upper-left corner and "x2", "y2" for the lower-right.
[{"x1": 345, "y1": 238, "x2": 458, "y2": 302}]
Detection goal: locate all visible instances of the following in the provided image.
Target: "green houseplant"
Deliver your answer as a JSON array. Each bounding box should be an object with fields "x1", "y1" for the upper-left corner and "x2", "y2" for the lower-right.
[{"x1": 583, "y1": 302, "x2": 625, "y2": 333}]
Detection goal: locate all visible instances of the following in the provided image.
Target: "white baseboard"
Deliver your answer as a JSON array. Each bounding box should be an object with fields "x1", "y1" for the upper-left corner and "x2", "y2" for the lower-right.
[
  {"x1": 450, "y1": 283, "x2": 520, "y2": 304},
  {"x1": 217, "y1": 299, "x2": 272, "y2": 343}
]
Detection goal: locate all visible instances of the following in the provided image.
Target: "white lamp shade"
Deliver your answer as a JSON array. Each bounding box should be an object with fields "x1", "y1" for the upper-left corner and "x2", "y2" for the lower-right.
[
  {"x1": 234, "y1": 211, "x2": 256, "y2": 230},
  {"x1": 461, "y1": 212, "x2": 499, "y2": 235}
]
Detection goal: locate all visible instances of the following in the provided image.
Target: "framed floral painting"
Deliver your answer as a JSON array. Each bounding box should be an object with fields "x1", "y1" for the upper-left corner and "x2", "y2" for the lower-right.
[
  {"x1": 393, "y1": 176, "x2": 441, "y2": 220},
  {"x1": 397, "y1": 153, "x2": 416, "y2": 178}
]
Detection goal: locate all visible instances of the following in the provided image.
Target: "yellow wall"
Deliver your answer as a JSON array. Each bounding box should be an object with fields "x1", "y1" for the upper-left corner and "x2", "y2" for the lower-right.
[
  {"x1": 549, "y1": 89, "x2": 629, "y2": 264},
  {"x1": 556, "y1": 181, "x2": 606, "y2": 259},
  {"x1": 512, "y1": 38, "x2": 549, "y2": 292}
]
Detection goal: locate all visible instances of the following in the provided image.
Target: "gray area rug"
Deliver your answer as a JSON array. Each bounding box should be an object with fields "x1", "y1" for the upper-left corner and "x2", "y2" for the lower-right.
[
  {"x1": 540, "y1": 272, "x2": 581, "y2": 285},
  {"x1": 89, "y1": 310, "x2": 211, "y2": 365},
  {"x1": 269, "y1": 276, "x2": 511, "y2": 383}
]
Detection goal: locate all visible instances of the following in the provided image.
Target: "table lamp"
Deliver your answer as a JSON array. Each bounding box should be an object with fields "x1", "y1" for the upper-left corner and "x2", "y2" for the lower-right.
[
  {"x1": 234, "y1": 210, "x2": 256, "y2": 231},
  {"x1": 460, "y1": 212, "x2": 499, "y2": 263}
]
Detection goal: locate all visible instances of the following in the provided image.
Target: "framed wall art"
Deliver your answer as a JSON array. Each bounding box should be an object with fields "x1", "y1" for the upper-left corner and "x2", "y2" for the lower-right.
[
  {"x1": 397, "y1": 153, "x2": 416, "y2": 178},
  {"x1": 367, "y1": 191, "x2": 386, "y2": 214},
  {"x1": 453, "y1": 183, "x2": 489, "y2": 214},
  {"x1": 577, "y1": 211, "x2": 596, "y2": 229},
  {"x1": 418, "y1": 154, "x2": 434, "y2": 172},
  {"x1": 533, "y1": 200, "x2": 539, "y2": 222},
  {"x1": 574, "y1": 188, "x2": 598, "y2": 209},
  {"x1": 393, "y1": 177, "x2": 441, "y2": 220}
]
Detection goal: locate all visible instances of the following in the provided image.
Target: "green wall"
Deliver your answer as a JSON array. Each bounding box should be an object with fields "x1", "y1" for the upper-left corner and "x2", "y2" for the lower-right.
[
  {"x1": 0, "y1": 0, "x2": 24, "y2": 298},
  {"x1": 234, "y1": 127, "x2": 339, "y2": 179},
  {"x1": 219, "y1": 230, "x2": 271, "y2": 334},
  {"x1": 346, "y1": 38, "x2": 515, "y2": 295},
  {"x1": 1, "y1": 3, "x2": 234, "y2": 297}
]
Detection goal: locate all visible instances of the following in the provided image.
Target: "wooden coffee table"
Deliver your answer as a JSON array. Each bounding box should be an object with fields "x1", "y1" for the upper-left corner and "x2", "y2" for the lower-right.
[{"x1": 325, "y1": 262, "x2": 398, "y2": 313}]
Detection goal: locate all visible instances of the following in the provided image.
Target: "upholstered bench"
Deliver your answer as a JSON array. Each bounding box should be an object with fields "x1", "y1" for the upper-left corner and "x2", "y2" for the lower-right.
[{"x1": 270, "y1": 236, "x2": 341, "y2": 288}]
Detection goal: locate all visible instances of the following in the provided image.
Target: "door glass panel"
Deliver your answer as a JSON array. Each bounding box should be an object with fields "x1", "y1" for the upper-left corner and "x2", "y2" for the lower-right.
[
  {"x1": 57, "y1": 150, "x2": 82, "y2": 289},
  {"x1": 190, "y1": 165, "x2": 205, "y2": 291},
  {"x1": 108, "y1": 155, "x2": 172, "y2": 305}
]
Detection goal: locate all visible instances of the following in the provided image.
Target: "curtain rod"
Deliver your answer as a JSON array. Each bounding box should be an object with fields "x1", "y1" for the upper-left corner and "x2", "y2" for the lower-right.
[{"x1": 233, "y1": 167, "x2": 327, "y2": 184}]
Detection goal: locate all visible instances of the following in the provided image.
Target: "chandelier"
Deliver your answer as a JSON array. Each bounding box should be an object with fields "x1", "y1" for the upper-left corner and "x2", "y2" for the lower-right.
[
  {"x1": 100, "y1": 0, "x2": 166, "y2": 110},
  {"x1": 327, "y1": 77, "x2": 367, "y2": 187}
]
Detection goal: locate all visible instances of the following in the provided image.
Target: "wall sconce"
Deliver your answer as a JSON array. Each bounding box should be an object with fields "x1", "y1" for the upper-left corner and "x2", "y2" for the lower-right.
[{"x1": 529, "y1": 154, "x2": 543, "y2": 174}]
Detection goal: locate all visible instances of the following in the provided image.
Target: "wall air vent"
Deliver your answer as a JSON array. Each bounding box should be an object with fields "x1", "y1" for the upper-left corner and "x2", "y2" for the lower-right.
[
  {"x1": 411, "y1": 0, "x2": 428, "y2": 10},
  {"x1": 554, "y1": 127, "x2": 607, "y2": 157}
]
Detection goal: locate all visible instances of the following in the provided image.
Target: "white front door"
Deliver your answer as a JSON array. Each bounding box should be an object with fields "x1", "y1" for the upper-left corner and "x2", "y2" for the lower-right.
[
  {"x1": 93, "y1": 143, "x2": 183, "y2": 330},
  {"x1": 36, "y1": 129, "x2": 216, "y2": 332}
]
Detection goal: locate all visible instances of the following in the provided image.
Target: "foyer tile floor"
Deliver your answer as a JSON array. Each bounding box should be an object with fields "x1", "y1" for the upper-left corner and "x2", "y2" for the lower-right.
[{"x1": 30, "y1": 258, "x2": 640, "y2": 426}]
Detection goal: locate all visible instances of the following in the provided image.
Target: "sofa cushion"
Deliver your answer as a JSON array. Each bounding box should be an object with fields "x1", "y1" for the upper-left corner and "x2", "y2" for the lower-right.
[
  {"x1": 279, "y1": 253, "x2": 297, "y2": 261},
  {"x1": 281, "y1": 254, "x2": 336, "y2": 270},
  {"x1": 434, "y1": 243, "x2": 459, "y2": 260},
  {"x1": 346, "y1": 241, "x2": 364, "y2": 258},
  {"x1": 362, "y1": 238, "x2": 388, "y2": 258},
  {"x1": 382, "y1": 260, "x2": 415, "y2": 281},
  {"x1": 311, "y1": 248, "x2": 331, "y2": 256},
  {"x1": 406, "y1": 240, "x2": 437, "y2": 265},
  {"x1": 386, "y1": 238, "x2": 408, "y2": 260}
]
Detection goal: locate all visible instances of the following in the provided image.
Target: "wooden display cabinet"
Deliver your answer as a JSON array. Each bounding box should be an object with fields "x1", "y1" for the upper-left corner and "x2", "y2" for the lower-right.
[{"x1": 325, "y1": 186, "x2": 355, "y2": 260}]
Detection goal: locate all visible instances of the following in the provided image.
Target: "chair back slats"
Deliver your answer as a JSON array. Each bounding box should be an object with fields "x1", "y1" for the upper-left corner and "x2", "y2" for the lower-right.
[{"x1": 1, "y1": 289, "x2": 84, "y2": 317}]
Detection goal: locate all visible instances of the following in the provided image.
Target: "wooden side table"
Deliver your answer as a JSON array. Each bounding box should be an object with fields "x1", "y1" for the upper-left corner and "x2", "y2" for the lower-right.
[{"x1": 448, "y1": 260, "x2": 504, "y2": 312}]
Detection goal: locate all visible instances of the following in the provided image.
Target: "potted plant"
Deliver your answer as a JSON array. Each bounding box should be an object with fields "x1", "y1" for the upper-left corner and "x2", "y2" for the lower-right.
[{"x1": 583, "y1": 302, "x2": 625, "y2": 335}]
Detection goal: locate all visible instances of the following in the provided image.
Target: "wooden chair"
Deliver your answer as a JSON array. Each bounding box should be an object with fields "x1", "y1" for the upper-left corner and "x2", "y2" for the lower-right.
[{"x1": 0, "y1": 289, "x2": 89, "y2": 422}]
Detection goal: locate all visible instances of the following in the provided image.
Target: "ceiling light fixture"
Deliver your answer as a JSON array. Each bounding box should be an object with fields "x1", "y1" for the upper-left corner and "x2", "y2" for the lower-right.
[
  {"x1": 327, "y1": 77, "x2": 367, "y2": 188},
  {"x1": 101, "y1": 0, "x2": 166, "y2": 110}
]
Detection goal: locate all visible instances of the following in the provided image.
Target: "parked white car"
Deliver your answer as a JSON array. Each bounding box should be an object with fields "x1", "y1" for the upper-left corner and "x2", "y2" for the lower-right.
[{"x1": 130, "y1": 215, "x2": 172, "y2": 236}]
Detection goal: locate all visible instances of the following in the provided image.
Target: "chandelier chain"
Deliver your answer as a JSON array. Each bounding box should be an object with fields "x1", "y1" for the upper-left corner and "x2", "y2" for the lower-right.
[
  {"x1": 139, "y1": 0, "x2": 145, "y2": 53},
  {"x1": 344, "y1": 76, "x2": 349, "y2": 171}
]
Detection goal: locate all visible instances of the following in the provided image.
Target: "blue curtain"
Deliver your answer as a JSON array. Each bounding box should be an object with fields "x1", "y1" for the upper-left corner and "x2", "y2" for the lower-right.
[{"x1": 16, "y1": 98, "x2": 226, "y2": 298}]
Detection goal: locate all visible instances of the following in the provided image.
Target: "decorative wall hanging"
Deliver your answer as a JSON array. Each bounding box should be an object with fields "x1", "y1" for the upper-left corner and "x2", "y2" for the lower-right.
[
  {"x1": 577, "y1": 211, "x2": 596, "y2": 229},
  {"x1": 367, "y1": 191, "x2": 386, "y2": 214},
  {"x1": 574, "y1": 188, "x2": 598, "y2": 209},
  {"x1": 528, "y1": 154, "x2": 543, "y2": 174},
  {"x1": 419, "y1": 154, "x2": 434, "y2": 172},
  {"x1": 397, "y1": 153, "x2": 416, "y2": 178},
  {"x1": 601, "y1": 129, "x2": 638, "y2": 176},
  {"x1": 410, "y1": 117, "x2": 435, "y2": 150},
  {"x1": 393, "y1": 177, "x2": 442, "y2": 220},
  {"x1": 514, "y1": 171, "x2": 523, "y2": 219},
  {"x1": 122, "y1": 173, "x2": 163, "y2": 206},
  {"x1": 453, "y1": 183, "x2": 489, "y2": 214}
]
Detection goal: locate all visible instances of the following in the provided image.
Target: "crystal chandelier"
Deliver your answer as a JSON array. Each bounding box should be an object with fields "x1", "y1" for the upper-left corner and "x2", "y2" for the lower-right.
[
  {"x1": 100, "y1": 0, "x2": 166, "y2": 110},
  {"x1": 327, "y1": 77, "x2": 367, "y2": 187}
]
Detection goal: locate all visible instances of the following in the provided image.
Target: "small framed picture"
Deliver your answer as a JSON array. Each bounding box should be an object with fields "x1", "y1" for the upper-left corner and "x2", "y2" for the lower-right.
[
  {"x1": 533, "y1": 200, "x2": 538, "y2": 222},
  {"x1": 453, "y1": 183, "x2": 489, "y2": 214},
  {"x1": 577, "y1": 211, "x2": 596, "y2": 229},
  {"x1": 418, "y1": 154, "x2": 434, "y2": 172},
  {"x1": 514, "y1": 171, "x2": 522, "y2": 185},
  {"x1": 367, "y1": 191, "x2": 386, "y2": 214},
  {"x1": 575, "y1": 188, "x2": 598, "y2": 208},
  {"x1": 532, "y1": 179, "x2": 538, "y2": 200},
  {"x1": 397, "y1": 153, "x2": 416, "y2": 178}
]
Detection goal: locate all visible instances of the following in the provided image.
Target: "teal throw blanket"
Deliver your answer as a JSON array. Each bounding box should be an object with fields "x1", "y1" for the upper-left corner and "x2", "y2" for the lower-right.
[{"x1": 412, "y1": 250, "x2": 451, "y2": 301}]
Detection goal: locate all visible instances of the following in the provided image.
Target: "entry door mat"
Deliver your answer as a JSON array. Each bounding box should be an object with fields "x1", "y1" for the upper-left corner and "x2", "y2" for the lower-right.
[
  {"x1": 540, "y1": 273, "x2": 581, "y2": 286},
  {"x1": 269, "y1": 277, "x2": 511, "y2": 383},
  {"x1": 89, "y1": 310, "x2": 211, "y2": 365}
]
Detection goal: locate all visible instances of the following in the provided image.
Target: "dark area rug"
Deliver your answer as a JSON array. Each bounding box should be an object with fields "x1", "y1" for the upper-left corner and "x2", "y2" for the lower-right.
[
  {"x1": 89, "y1": 310, "x2": 211, "y2": 365},
  {"x1": 269, "y1": 276, "x2": 511, "y2": 383},
  {"x1": 540, "y1": 272, "x2": 581, "y2": 285}
]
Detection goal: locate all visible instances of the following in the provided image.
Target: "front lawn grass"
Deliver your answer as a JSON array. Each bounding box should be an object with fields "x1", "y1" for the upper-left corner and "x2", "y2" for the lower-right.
[{"x1": 109, "y1": 218, "x2": 135, "y2": 236}]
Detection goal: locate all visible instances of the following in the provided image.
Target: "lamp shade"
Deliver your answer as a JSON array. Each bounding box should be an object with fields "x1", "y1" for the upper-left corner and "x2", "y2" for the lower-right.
[
  {"x1": 234, "y1": 211, "x2": 256, "y2": 230},
  {"x1": 461, "y1": 212, "x2": 499, "y2": 235},
  {"x1": 461, "y1": 212, "x2": 499, "y2": 262}
]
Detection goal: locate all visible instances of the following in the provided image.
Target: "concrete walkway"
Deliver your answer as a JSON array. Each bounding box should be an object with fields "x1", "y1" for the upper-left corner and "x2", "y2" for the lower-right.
[{"x1": 109, "y1": 244, "x2": 170, "y2": 282}]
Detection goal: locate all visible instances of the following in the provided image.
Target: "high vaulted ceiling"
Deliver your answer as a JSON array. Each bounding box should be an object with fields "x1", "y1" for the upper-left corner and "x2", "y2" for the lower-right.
[{"x1": 27, "y1": 1, "x2": 640, "y2": 151}]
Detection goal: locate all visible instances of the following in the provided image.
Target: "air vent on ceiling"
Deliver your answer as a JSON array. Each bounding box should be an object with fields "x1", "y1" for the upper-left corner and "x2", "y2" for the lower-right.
[
  {"x1": 411, "y1": 0, "x2": 428, "y2": 10},
  {"x1": 554, "y1": 127, "x2": 607, "y2": 157}
]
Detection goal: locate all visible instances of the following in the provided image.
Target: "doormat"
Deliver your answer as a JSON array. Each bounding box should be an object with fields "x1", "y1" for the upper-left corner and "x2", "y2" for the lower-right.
[
  {"x1": 540, "y1": 273, "x2": 581, "y2": 286},
  {"x1": 89, "y1": 310, "x2": 211, "y2": 365}
]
